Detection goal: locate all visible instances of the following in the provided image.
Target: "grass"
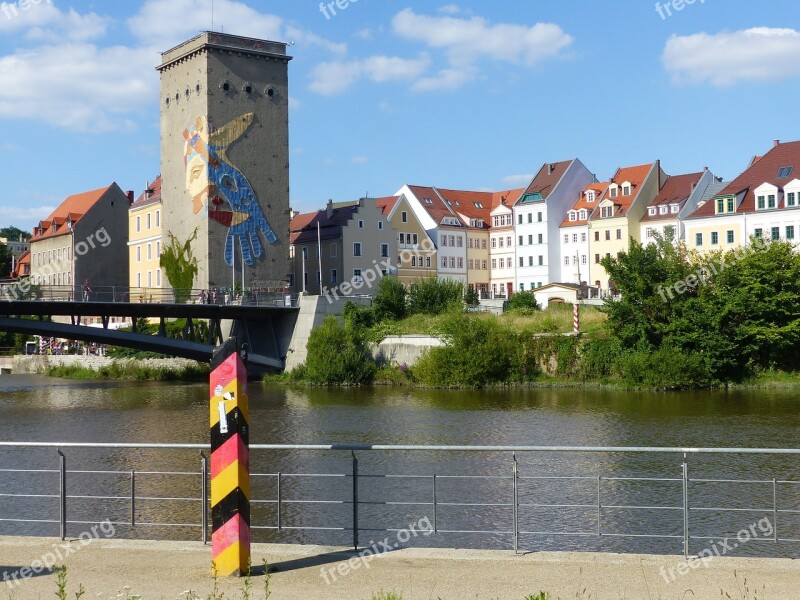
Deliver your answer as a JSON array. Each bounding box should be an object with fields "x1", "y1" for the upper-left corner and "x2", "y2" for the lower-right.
[
  {"x1": 376, "y1": 304, "x2": 607, "y2": 339},
  {"x1": 46, "y1": 361, "x2": 210, "y2": 381}
]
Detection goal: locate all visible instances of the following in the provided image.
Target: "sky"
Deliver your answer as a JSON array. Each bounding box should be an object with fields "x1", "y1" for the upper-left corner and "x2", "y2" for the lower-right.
[{"x1": 1, "y1": 0, "x2": 800, "y2": 230}]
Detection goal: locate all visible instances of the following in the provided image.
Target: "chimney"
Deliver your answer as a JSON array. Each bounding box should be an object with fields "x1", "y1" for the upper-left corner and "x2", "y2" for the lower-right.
[
  {"x1": 774, "y1": 139, "x2": 781, "y2": 148},
  {"x1": 548, "y1": 164, "x2": 555, "y2": 175},
  {"x1": 326, "y1": 198, "x2": 333, "y2": 219},
  {"x1": 126, "y1": 191, "x2": 134, "y2": 205}
]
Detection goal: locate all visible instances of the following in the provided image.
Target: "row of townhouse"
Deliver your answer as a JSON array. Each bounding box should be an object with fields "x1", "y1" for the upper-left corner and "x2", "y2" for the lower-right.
[{"x1": 289, "y1": 139, "x2": 800, "y2": 299}]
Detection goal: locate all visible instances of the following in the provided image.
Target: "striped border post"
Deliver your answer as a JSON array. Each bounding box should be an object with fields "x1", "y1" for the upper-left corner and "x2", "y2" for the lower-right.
[
  {"x1": 573, "y1": 302, "x2": 580, "y2": 334},
  {"x1": 209, "y1": 338, "x2": 250, "y2": 577}
]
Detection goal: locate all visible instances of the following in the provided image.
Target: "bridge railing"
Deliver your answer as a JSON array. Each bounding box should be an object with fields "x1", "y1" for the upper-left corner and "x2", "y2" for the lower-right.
[
  {"x1": 0, "y1": 285, "x2": 298, "y2": 308},
  {"x1": 0, "y1": 443, "x2": 798, "y2": 558}
]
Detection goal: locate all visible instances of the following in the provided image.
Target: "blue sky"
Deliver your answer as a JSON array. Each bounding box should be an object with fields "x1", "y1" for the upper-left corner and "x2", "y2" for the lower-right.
[{"x1": 1, "y1": 0, "x2": 799, "y2": 229}]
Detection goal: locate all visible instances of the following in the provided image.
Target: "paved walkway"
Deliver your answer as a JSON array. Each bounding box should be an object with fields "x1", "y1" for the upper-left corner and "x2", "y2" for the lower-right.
[{"x1": 1, "y1": 537, "x2": 799, "y2": 599}]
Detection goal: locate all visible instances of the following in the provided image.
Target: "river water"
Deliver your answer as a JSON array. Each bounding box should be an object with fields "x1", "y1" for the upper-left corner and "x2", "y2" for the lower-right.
[{"x1": 0, "y1": 375, "x2": 799, "y2": 557}]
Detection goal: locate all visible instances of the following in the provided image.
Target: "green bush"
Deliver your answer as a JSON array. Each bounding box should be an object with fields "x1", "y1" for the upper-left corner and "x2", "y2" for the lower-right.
[
  {"x1": 576, "y1": 338, "x2": 624, "y2": 381},
  {"x1": 615, "y1": 346, "x2": 712, "y2": 390},
  {"x1": 373, "y1": 277, "x2": 407, "y2": 321},
  {"x1": 413, "y1": 314, "x2": 520, "y2": 388},
  {"x1": 507, "y1": 290, "x2": 539, "y2": 312},
  {"x1": 304, "y1": 316, "x2": 377, "y2": 385},
  {"x1": 407, "y1": 277, "x2": 464, "y2": 315},
  {"x1": 464, "y1": 286, "x2": 479, "y2": 307},
  {"x1": 342, "y1": 301, "x2": 376, "y2": 329}
]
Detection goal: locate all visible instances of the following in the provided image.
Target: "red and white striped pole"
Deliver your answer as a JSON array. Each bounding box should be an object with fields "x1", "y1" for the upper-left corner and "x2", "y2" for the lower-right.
[{"x1": 573, "y1": 302, "x2": 580, "y2": 334}]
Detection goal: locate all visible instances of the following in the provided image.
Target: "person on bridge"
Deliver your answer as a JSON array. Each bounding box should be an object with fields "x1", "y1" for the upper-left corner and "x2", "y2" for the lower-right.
[
  {"x1": 83, "y1": 280, "x2": 92, "y2": 302},
  {"x1": 199, "y1": 289, "x2": 207, "y2": 304}
]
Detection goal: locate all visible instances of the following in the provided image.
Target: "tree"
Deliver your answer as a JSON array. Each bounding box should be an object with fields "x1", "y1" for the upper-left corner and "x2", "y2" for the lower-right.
[
  {"x1": 159, "y1": 229, "x2": 199, "y2": 303},
  {"x1": 0, "y1": 226, "x2": 30, "y2": 242},
  {"x1": 303, "y1": 316, "x2": 377, "y2": 385},
  {"x1": 372, "y1": 276, "x2": 406, "y2": 321},
  {"x1": 0, "y1": 243, "x2": 11, "y2": 278},
  {"x1": 407, "y1": 277, "x2": 464, "y2": 315},
  {"x1": 506, "y1": 290, "x2": 539, "y2": 312}
]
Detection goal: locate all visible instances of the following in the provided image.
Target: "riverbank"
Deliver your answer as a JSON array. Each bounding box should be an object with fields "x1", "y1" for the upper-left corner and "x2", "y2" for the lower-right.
[
  {"x1": 10, "y1": 355, "x2": 209, "y2": 381},
  {"x1": 1, "y1": 536, "x2": 798, "y2": 599}
]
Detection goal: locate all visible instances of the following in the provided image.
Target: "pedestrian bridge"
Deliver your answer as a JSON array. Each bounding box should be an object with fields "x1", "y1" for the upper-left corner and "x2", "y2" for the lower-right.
[{"x1": 0, "y1": 287, "x2": 299, "y2": 372}]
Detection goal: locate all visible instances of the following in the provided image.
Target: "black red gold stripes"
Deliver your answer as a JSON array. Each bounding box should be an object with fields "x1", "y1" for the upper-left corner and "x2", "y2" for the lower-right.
[{"x1": 209, "y1": 339, "x2": 250, "y2": 576}]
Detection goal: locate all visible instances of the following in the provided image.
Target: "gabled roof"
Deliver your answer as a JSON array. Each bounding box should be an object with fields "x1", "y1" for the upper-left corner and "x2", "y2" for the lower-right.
[
  {"x1": 290, "y1": 201, "x2": 362, "y2": 245},
  {"x1": 12, "y1": 249, "x2": 30, "y2": 278},
  {"x1": 688, "y1": 141, "x2": 800, "y2": 219},
  {"x1": 591, "y1": 163, "x2": 655, "y2": 220},
  {"x1": 516, "y1": 160, "x2": 573, "y2": 205},
  {"x1": 132, "y1": 176, "x2": 162, "y2": 208},
  {"x1": 436, "y1": 187, "x2": 524, "y2": 227},
  {"x1": 561, "y1": 182, "x2": 608, "y2": 228},
  {"x1": 31, "y1": 185, "x2": 114, "y2": 242},
  {"x1": 407, "y1": 185, "x2": 465, "y2": 228},
  {"x1": 375, "y1": 196, "x2": 398, "y2": 217},
  {"x1": 640, "y1": 171, "x2": 704, "y2": 222}
]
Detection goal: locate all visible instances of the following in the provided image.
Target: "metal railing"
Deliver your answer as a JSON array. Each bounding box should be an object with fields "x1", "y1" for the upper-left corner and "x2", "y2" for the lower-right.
[
  {"x1": 0, "y1": 285, "x2": 298, "y2": 308},
  {"x1": 0, "y1": 442, "x2": 798, "y2": 558}
]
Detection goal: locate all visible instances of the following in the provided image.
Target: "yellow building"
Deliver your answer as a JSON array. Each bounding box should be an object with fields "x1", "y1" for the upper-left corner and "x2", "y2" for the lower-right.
[
  {"x1": 589, "y1": 163, "x2": 665, "y2": 287},
  {"x1": 385, "y1": 194, "x2": 437, "y2": 286},
  {"x1": 128, "y1": 176, "x2": 163, "y2": 300}
]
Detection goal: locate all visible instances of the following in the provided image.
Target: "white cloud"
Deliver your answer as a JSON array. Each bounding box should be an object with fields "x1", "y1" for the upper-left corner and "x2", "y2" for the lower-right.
[
  {"x1": 0, "y1": 2, "x2": 110, "y2": 41},
  {"x1": 413, "y1": 67, "x2": 476, "y2": 92},
  {"x1": 0, "y1": 43, "x2": 155, "y2": 132},
  {"x1": 438, "y1": 5, "x2": 464, "y2": 15},
  {"x1": 352, "y1": 156, "x2": 368, "y2": 164},
  {"x1": 392, "y1": 9, "x2": 573, "y2": 69},
  {"x1": 663, "y1": 27, "x2": 800, "y2": 86},
  {"x1": 129, "y1": 0, "x2": 345, "y2": 56},
  {"x1": 354, "y1": 28, "x2": 374, "y2": 40},
  {"x1": 309, "y1": 54, "x2": 431, "y2": 95},
  {"x1": 0, "y1": 204, "x2": 57, "y2": 226},
  {"x1": 502, "y1": 174, "x2": 534, "y2": 187}
]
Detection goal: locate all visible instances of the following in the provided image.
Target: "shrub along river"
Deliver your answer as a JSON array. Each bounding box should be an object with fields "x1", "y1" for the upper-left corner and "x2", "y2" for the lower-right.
[{"x1": 0, "y1": 375, "x2": 798, "y2": 558}]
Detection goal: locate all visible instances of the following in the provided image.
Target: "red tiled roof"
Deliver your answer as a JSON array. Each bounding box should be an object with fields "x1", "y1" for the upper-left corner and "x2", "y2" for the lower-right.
[
  {"x1": 561, "y1": 182, "x2": 609, "y2": 228},
  {"x1": 688, "y1": 141, "x2": 800, "y2": 219},
  {"x1": 31, "y1": 185, "x2": 113, "y2": 242},
  {"x1": 640, "y1": 171, "x2": 704, "y2": 222},
  {"x1": 436, "y1": 188, "x2": 524, "y2": 227},
  {"x1": 407, "y1": 185, "x2": 465, "y2": 228},
  {"x1": 132, "y1": 176, "x2": 162, "y2": 207},
  {"x1": 591, "y1": 163, "x2": 655, "y2": 220},
  {"x1": 374, "y1": 196, "x2": 398, "y2": 216},
  {"x1": 12, "y1": 249, "x2": 30, "y2": 278}
]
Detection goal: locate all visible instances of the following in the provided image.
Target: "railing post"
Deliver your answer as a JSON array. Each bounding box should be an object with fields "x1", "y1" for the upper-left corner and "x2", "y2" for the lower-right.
[
  {"x1": 277, "y1": 472, "x2": 282, "y2": 531},
  {"x1": 432, "y1": 473, "x2": 437, "y2": 534},
  {"x1": 682, "y1": 453, "x2": 689, "y2": 559},
  {"x1": 57, "y1": 450, "x2": 66, "y2": 541},
  {"x1": 200, "y1": 452, "x2": 209, "y2": 545},
  {"x1": 596, "y1": 475, "x2": 602, "y2": 537},
  {"x1": 130, "y1": 470, "x2": 136, "y2": 527},
  {"x1": 352, "y1": 450, "x2": 359, "y2": 551},
  {"x1": 773, "y1": 477, "x2": 778, "y2": 542},
  {"x1": 512, "y1": 453, "x2": 519, "y2": 554}
]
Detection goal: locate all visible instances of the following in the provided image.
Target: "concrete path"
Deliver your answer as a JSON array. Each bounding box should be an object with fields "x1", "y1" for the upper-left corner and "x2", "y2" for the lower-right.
[{"x1": 1, "y1": 536, "x2": 799, "y2": 599}]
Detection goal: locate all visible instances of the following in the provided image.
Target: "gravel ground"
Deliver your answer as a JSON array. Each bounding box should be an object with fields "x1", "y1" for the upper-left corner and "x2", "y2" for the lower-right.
[{"x1": 1, "y1": 536, "x2": 798, "y2": 599}]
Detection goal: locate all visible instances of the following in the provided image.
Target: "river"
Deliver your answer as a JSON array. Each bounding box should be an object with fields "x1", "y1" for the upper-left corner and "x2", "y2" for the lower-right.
[{"x1": 0, "y1": 375, "x2": 798, "y2": 557}]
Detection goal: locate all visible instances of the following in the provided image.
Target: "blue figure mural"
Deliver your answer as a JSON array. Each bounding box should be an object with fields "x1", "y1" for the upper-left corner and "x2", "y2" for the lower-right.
[{"x1": 183, "y1": 113, "x2": 278, "y2": 266}]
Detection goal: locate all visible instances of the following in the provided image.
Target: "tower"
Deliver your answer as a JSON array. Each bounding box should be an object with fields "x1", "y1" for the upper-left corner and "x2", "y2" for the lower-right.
[{"x1": 157, "y1": 32, "x2": 292, "y2": 293}]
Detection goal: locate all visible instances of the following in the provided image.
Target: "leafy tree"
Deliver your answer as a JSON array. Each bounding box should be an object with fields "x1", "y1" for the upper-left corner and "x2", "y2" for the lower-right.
[
  {"x1": 407, "y1": 277, "x2": 464, "y2": 315},
  {"x1": 464, "y1": 286, "x2": 479, "y2": 307},
  {"x1": 0, "y1": 243, "x2": 11, "y2": 278},
  {"x1": 372, "y1": 276, "x2": 406, "y2": 321},
  {"x1": 0, "y1": 226, "x2": 30, "y2": 241},
  {"x1": 506, "y1": 290, "x2": 539, "y2": 312},
  {"x1": 159, "y1": 229, "x2": 199, "y2": 303},
  {"x1": 303, "y1": 316, "x2": 377, "y2": 385}
]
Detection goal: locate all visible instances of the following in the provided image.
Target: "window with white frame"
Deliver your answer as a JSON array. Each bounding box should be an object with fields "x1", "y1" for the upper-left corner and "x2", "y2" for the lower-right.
[
  {"x1": 670, "y1": 204, "x2": 679, "y2": 214},
  {"x1": 353, "y1": 242, "x2": 362, "y2": 257},
  {"x1": 353, "y1": 269, "x2": 363, "y2": 283}
]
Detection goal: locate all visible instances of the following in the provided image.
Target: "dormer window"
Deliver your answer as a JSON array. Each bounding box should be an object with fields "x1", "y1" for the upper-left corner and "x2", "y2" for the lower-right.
[
  {"x1": 670, "y1": 204, "x2": 679, "y2": 214},
  {"x1": 622, "y1": 184, "x2": 632, "y2": 196},
  {"x1": 601, "y1": 206, "x2": 614, "y2": 218},
  {"x1": 568, "y1": 211, "x2": 577, "y2": 222},
  {"x1": 586, "y1": 191, "x2": 596, "y2": 203},
  {"x1": 579, "y1": 209, "x2": 588, "y2": 220},
  {"x1": 658, "y1": 206, "x2": 667, "y2": 215},
  {"x1": 757, "y1": 195, "x2": 766, "y2": 210},
  {"x1": 648, "y1": 207, "x2": 657, "y2": 216},
  {"x1": 609, "y1": 185, "x2": 619, "y2": 199}
]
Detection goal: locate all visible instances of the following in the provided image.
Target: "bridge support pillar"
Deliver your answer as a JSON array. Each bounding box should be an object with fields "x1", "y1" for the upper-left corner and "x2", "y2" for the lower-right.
[{"x1": 209, "y1": 338, "x2": 251, "y2": 577}]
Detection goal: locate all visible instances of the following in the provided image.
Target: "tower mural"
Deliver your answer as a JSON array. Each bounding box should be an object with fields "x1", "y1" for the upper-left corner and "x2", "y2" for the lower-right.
[{"x1": 158, "y1": 32, "x2": 292, "y2": 291}]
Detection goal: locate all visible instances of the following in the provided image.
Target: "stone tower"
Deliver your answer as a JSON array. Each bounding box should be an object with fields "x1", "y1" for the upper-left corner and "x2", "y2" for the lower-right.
[{"x1": 157, "y1": 32, "x2": 292, "y2": 292}]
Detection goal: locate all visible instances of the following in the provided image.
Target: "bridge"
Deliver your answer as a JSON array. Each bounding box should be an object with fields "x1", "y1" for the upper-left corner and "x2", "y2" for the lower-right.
[{"x1": 0, "y1": 286, "x2": 299, "y2": 372}]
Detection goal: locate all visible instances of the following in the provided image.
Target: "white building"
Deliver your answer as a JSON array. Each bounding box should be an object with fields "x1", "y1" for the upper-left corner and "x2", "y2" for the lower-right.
[{"x1": 559, "y1": 182, "x2": 608, "y2": 284}]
